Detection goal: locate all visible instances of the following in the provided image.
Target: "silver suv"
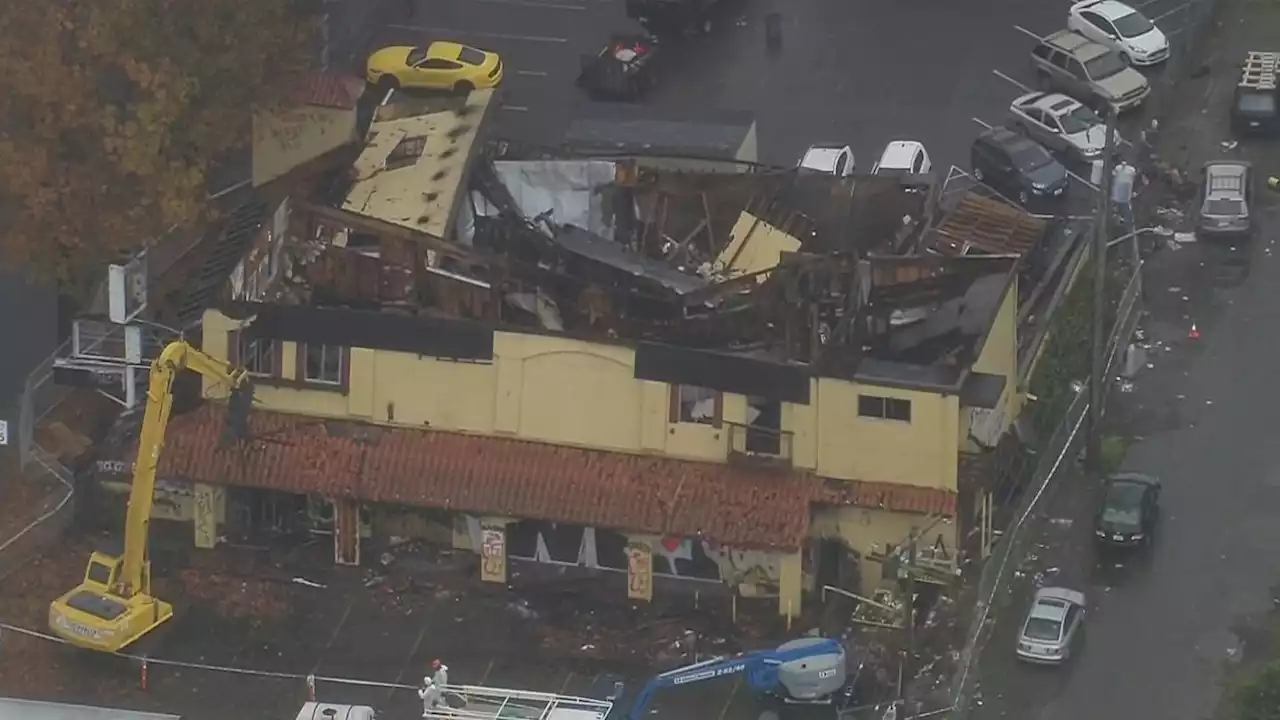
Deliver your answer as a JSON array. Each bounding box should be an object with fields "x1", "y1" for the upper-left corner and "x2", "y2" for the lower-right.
[{"x1": 1031, "y1": 30, "x2": 1150, "y2": 114}]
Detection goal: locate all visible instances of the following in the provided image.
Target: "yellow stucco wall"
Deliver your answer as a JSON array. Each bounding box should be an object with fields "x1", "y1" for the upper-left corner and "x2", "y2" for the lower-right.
[
  {"x1": 252, "y1": 106, "x2": 357, "y2": 188},
  {"x1": 960, "y1": 277, "x2": 1022, "y2": 447},
  {"x1": 203, "y1": 281, "x2": 1017, "y2": 485},
  {"x1": 791, "y1": 379, "x2": 959, "y2": 490},
  {"x1": 202, "y1": 311, "x2": 738, "y2": 461},
  {"x1": 811, "y1": 506, "x2": 958, "y2": 596}
]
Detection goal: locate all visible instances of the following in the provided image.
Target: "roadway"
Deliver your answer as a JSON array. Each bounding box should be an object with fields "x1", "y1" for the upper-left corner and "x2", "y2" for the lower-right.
[{"x1": 966, "y1": 0, "x2": 1280, "y2": 716}]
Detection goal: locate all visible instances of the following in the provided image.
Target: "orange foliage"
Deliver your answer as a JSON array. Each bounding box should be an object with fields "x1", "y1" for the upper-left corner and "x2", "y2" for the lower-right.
[{"x1": 0, "y1": 0, "x2": 316, "y2": 283}]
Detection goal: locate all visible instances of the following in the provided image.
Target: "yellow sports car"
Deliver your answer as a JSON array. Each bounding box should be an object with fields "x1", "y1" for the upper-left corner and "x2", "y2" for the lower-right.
[{"x1": 366, "y1": 41, "x2": 503, "y2": 93}]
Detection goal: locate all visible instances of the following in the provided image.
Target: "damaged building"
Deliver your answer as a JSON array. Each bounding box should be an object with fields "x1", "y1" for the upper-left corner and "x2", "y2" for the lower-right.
[{"x1": 93, "y1": 82, "x2": 1030, "y2": 619}]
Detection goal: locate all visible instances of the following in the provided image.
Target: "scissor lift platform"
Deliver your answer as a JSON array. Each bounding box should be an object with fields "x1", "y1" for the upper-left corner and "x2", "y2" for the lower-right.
[{"x1": 425, "y1": 684, "x2": 615, "y2": 720}]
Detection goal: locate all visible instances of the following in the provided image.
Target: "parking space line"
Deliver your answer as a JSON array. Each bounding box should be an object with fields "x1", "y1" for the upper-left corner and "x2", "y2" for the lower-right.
[
  {"x1": 993, "y1": 69, "x2": 1034, "y2": 93},
  {"x1": 1151, "y1": 2, "x2": 1189, "y2": 21},
  {"x1": 474, "y1": 0, "x2": 586, "y2": 8},
  {"x1": 516, "y1": 69, "x2": 549, "y2": 77},
  {"x1": 717, "y1": 676, "x2": 743, "y2": 720},
  {"x1": 387, "y1": 25, "x2": 569, "y2": 43},
  {"x1": 310, "y1": 601, "x2": 353, "y2": 674},
  {"x1": 1012, "y1": 24, "x2": 1044, "y2": 41},
  {"x1": 503, "y1": 105, "x2": 530, "y2": 111},
  {"x1": 385, "y1": 619, "x2": 432, "y2": 704}
]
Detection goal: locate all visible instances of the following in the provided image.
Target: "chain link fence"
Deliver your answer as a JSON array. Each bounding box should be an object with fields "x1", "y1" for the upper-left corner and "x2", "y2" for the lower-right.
[
  {"x1": 0, "y1": 342, "x2": 78, "y2": 582},
  {"x1": 947, "y1": 262, "x2": 1143, "y2": 720}
]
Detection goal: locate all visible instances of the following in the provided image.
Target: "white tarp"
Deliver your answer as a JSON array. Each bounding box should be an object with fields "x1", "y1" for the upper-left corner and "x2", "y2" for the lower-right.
[{"x1": 474, "y1": 160, "x2": 617, "y2": 240}]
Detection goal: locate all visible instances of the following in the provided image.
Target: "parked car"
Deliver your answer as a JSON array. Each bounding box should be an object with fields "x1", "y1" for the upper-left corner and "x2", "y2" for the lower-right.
[
  {"x1": 1008, "y1": 92, "x2": 1121, "y2": 162},
  {"x1": 1094, "y1": 473, "x2": 1161, "y2": 548},
  {"x1": 1068, "y1": 0, "x2": 1169, "y2": 66},
  {"x1": 1031, "y1": 30, "x2": 1150, "y2": 114},
  {"x1": 970, "y1": 127, "x2": 1069, "y2": 206},
  {"x1": 1197, "y1": 161, "x2": 1255, "y2": 238},
  {"x1": 1017, "y1": 587, "x2": 1087, "y2": 665},
  {"x1": 366, "y1": 41, "x2": 504, "y2": 93},
  {"x1": 871, "y1": 140, "x2": 933, "y2": 176},
  {"x1": 797, "y1": 144, "x2": 855, "y2": 177}
]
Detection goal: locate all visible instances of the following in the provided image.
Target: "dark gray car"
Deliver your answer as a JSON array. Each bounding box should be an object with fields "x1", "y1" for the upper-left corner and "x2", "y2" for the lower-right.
[{"x1": 1198, "y1": 161, "x2": 1254, "y2": 238}]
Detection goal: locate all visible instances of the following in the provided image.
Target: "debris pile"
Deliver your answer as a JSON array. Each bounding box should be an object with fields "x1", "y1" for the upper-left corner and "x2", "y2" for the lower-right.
[{"x1": 177, "y1": 569, "x2": 292, "y2": 619}]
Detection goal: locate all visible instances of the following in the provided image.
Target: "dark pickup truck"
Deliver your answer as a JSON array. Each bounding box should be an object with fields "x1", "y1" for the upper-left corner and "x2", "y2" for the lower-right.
[{"x1": 1232, "y1": 51, "x2": 1280, "y2": 137}]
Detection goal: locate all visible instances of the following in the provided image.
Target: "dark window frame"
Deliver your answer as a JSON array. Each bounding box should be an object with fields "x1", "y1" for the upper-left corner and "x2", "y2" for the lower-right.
[
  {"x1": 227, "y1": 330, "x2": 284, "y2": 379},
  {"x1": 857, "y1": 394, "x2": 913, "y2": 423},
  {"x1": 296, "y1": 342, "x2": 351, "y2": 393},
  {"x1": 669, "y1": 384, "x2": 724, "y2": 428}
]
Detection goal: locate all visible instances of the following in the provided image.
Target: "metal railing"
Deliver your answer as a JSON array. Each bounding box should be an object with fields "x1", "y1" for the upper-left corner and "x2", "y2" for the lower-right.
[
  {"x1": 947, "y1": 262, "x2": 1143, "y2": 720},
  {"x1": 725, "y1": 422, "x2": 794, "y2": 467}
]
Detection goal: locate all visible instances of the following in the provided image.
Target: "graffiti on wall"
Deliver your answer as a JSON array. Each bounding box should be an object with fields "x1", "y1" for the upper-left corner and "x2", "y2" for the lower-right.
[
  {"x1": 711, "y1": 547, "x2": 781, "y2": 592},
  {"x1": 463, "y1": 517, "x2": 782, "y2": 592},
  {"x1": 626, "y1": 541, "x2": 653, "y2": 601},
  {"x1": 480, "y1": 524, "x2": 507, "y2": 583}
]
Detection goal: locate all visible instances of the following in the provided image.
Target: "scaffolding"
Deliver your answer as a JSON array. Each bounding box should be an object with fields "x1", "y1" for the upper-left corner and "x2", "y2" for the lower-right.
[
  {"x1": 1240, "y1": 51, "x2": 1278, "y2": 90},
  {"x1": 425, "y1": 684, "x2": 616, "y2": 720}
]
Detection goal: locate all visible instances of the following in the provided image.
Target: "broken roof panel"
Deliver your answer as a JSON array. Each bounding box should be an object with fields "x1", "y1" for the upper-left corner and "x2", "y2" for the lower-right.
[
  {"x1": 341, "y1": 90, "x2": 495, "y2": 239},
  {"x1": 553, "y1": 226, "x2": 707, "y2": 296},
  {"x1": 714, "y1": 212, "x2": 802, "y2": 282},
  {"x1": 931, "y1": 192, "x2": 1048, "y2": 256}
]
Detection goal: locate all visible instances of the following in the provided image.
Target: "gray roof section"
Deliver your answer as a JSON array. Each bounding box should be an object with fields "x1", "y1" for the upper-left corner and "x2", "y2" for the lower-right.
[
  {"x1": 552, "y1": 226, "x2": 707, "y2": 295},
  {"x1": 0, "y1": 698, "x2": 180, "y2": 720},
  {"x1": 563, "y1": 105, "x2": 754, "y2": 158}
]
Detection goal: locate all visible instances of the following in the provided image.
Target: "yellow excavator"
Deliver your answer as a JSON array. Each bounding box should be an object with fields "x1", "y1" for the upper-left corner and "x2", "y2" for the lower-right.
[{"x1": 48, "y1": 340, "x2": 254, "y2": 652}]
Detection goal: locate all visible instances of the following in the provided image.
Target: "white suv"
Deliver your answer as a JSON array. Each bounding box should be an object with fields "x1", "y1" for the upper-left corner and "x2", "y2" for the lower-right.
[{"x1": 1068, "y1": 0, "x2": 1169, "y2": 66}]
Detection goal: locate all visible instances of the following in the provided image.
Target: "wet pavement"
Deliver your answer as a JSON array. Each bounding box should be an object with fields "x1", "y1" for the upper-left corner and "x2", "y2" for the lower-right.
[
  {"x1": 0, "y1": 535, "x2": 795, "y2": 720},
  {"x1": 352, "y1": 0, "x2": 1094, "y2": 167},
  {"x1": 966, "y1": 0, "x2": 1280, "y2": 717}
]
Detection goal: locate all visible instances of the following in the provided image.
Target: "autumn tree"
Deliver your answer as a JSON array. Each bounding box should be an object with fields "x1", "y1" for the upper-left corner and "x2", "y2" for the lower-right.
[{"x1": 0, "y1": 0, "x2": 318, "y2": 285}]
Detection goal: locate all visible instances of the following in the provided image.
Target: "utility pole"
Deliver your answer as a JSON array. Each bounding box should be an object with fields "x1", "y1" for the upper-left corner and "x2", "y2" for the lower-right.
[{"x1": 1087, "y1": 105, "x2": 1119, "y2": 472}]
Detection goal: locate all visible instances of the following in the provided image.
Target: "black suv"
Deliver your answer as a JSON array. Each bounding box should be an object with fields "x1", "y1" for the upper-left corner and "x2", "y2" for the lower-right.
[
  {"x1": 1094, "y1": 473, "x2": 1161, "y2": 548},
  {"x1": 970, "y1": 127, "x2": 1069, "y2": 207}
]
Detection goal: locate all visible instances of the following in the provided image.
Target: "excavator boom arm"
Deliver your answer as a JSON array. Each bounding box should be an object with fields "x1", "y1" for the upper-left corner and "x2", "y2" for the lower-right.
[{"x1": 118, "y1": 341, "x2": 250, "y2": 596}]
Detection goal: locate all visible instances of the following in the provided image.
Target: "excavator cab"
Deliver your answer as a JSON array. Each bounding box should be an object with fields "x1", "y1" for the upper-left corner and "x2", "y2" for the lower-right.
[{"x1": 49, "y1": 549, "x2": 171, "y2": 652}]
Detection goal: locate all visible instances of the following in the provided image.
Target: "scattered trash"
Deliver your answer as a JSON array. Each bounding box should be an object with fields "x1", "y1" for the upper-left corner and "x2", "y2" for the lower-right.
[
  {"x1": 1168, "y1": 286, "x2": 1182, "y2": 293},
  {"x1": 1048, "y1": 518, "x2": 1074, "y2": 528},
  {"x1": 292, "y1": 577, "x2": 326, "y2": 589},
  {"x1": 1117, "y1": 379, "x2": 1135, "y2": 393},
  {"x1": 1221, "y1": 140, "x2": 1238, "y2": 151},
  {"x1": 1174, "y1": 232, "x2": 1196, "y2": 244}
]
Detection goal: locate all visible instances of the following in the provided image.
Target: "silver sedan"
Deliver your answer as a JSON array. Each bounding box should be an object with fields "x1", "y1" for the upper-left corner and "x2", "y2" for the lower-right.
[
  {"x1": 1016, "y1": 587, "x2": 1087, "y2": 665},
  {"x1": 1008, "y1": 92, "x2": 1120, "y2": 163}
]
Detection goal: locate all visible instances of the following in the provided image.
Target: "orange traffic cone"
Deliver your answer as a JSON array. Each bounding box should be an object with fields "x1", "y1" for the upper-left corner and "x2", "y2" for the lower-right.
[{"x1": 1188, "y1": 323, "x2": 1201, "y2": 340}]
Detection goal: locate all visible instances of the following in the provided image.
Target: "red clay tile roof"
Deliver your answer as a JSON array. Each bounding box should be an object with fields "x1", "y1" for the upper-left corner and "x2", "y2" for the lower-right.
[
  {"x1": 289, "y1": 74, "x2": 364, "y2": 110},
  {"x1": 158, "y1": 404, "x2": 818, "y2": 550}
]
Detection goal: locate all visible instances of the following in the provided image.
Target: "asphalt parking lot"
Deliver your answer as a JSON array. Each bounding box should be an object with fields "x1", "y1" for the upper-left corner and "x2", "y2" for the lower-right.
[{"x1": 356, "y1": 0, "x2": 1200, "y2": 172}]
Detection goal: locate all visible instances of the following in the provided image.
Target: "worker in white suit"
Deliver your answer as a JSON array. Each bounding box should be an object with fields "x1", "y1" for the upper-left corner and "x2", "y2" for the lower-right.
[{"x1": 419, "y1": 677, "x2": 442, "y2": 717}]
